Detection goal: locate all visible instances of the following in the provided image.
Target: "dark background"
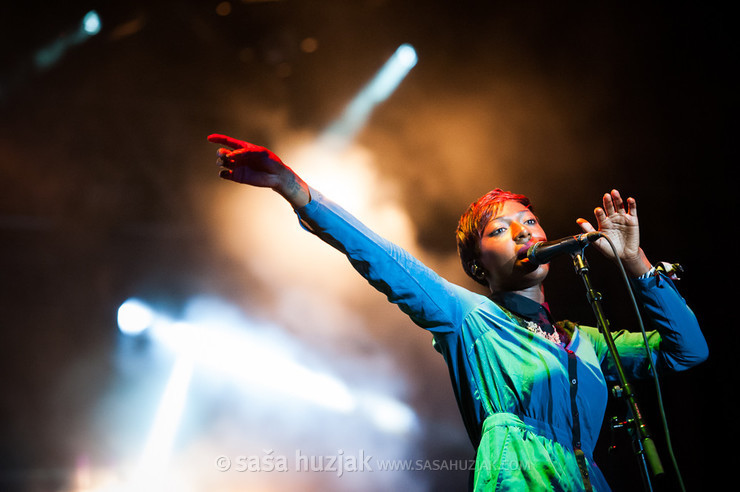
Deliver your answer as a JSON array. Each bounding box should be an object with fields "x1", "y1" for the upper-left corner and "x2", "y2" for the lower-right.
[{"x1": 0, "y1": 1, "x2": 734, "y2": 490}]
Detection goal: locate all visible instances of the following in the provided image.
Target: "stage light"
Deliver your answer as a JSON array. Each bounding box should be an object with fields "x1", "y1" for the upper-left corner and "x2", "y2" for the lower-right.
[
  {"x1": 82, "y1": 10, "x2": 102, "y2": 36},
  {"x1": 396, "y1": 44, "x2": 418, "y2": 67},
  {"x1": 359, "y1": 392, "x2": 417, "y2": 434},
  {"x1": 371, "y1": 43, "x2": 417, "y2": 102},
  {"x1": 150, "y1": 300, "x2": 358, "y2": 413},
  {"x1": 109, "y1": 296, "x2": 418, "y2": 491},
  {"x1": 33, "y1": 10, "x2": 102, "y2": 70},
  {"x1": 136, "y1": 352, "x2": 194, "y2": 472},
  {"x1": 141, "y1": 296, "x2": 416, "y2": 429},
  {"x1": 117, "y1": 298, "x2": 154, "y2": 336},
  {"x1": 323, "y1": 43, "x2": 417, "y2": 144}
]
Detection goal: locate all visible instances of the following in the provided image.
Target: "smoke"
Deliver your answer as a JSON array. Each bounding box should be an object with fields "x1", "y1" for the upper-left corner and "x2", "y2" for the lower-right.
[
  {"x1": 76, "y1": 124, "x2": 450, "y2": 491},
  {"x1": 178, "y1": 67, "x2": 610, "y2": 489}
]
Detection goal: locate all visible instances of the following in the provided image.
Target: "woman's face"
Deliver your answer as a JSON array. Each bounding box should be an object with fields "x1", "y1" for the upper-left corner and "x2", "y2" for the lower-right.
[{"x1": 478, "y1": 200, "x2": 549, "y2": 293}]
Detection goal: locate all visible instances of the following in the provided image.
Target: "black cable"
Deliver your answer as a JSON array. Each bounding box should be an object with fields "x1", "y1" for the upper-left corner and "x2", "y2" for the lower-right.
[{"x1": 599, "y1": 235, "x2": 686, "y2": 492}]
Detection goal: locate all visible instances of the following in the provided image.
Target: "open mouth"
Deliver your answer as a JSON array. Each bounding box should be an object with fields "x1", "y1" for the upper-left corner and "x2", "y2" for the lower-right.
[
  {"x1": 516, "y1": 241, "x2": 536, "y2": 261},
  {"x1": 516, "y1": 239, "x2": 545, "y2": 266}
]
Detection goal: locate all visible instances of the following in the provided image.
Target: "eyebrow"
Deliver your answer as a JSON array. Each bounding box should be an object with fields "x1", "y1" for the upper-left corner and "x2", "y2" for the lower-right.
[{"x1": 489, "y1": 209, "x2": 535, "y2": 224}]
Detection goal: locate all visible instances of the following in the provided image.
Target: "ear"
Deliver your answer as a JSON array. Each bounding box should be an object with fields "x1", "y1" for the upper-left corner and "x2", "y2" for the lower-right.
[{"x1": 471, "y1": 263, "x2": 486, "y2": 280}]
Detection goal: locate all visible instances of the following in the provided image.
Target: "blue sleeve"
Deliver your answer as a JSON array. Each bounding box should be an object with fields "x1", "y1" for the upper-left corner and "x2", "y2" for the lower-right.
[
  {"x1": 294, "y1": 188, "x2": 483, "y2": 335},
  {"x1": 630, "y1": 273, "x2": 708, "y2": 371},
  {"x1": 583, "y1": 273, "x2": 708, "y2": 380}
]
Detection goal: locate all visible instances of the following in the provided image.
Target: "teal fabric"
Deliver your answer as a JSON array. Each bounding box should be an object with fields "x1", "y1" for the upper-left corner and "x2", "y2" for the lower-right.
[
  {"x1": 475, "y1": 413, "x2": 591, "y2": 491},
  {"x1": 296, "y1": 189, "x2": 708, "y2": 491}
]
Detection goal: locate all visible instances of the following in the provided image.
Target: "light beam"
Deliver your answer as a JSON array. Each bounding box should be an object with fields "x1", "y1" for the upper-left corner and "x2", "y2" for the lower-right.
[
  {"x1": 323, "y1": 43, "x2": 417, "y2": 145},
  {"x1": 34, "y1": 10, "x2": 102, "y2": 70}
]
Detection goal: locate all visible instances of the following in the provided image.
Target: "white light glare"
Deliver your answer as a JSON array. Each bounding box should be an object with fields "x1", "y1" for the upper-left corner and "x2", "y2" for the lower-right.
[
  {"x1": 152, "y1": 317, "x2": 420, "y2": 432},
  {"x1": 373, "y1": 44, "x2": 418, "y2": 102},
  {"x1": 324, "y1": 43, "x2": 417, "y2": 143},
  {"x1": 359, "y1": 392, "x2": 417, "y2": 434},
  {"x1": 151, "y1": 301, "x2": 357, "y2": 413},
  {"x1": 137, "y1": 353, "x2": 194, "y2": 471},
  {"x1": 114, "y1": 352, "x2": 195, "y2": 492},
  {"x1": 33, "y1": 10, "x2": 101, "y2": 70},
  {"x1": 117, "y1": 298, "x2": 154, "y2": 336},
  {"x1": 83, "y1": 11, "x2": 102, "y2": 35}
]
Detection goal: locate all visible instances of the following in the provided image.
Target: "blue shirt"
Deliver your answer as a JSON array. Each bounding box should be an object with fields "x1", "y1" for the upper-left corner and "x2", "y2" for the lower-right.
[{"x1": 295, "y1": 189, "x2": 708, "y2": 491}]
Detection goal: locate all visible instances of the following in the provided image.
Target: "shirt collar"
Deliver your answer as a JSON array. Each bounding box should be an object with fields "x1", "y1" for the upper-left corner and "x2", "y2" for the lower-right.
[{"x1": 491, "y1": 292, "x2": 555, "y2": 332}]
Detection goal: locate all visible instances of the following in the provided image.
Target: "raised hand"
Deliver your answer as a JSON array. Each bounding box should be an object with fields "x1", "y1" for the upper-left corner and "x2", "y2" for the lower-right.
[
  {"x1": 577, "y1": 189, "x2": 651, "y2": 276},
  {"x1": 208, "y1": 134, "x2": 310, "y2": 207}
]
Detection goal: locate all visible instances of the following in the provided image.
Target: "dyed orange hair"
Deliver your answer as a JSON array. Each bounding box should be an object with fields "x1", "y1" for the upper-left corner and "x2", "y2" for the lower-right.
[{"x1": 456, "y1": 189, "x2": 532, "y2": 286}]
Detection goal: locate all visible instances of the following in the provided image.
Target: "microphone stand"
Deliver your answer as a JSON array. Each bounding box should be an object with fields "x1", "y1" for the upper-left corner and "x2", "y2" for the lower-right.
[{"x1": 570, "y1": 250, "x2": 663, "y2": 491}]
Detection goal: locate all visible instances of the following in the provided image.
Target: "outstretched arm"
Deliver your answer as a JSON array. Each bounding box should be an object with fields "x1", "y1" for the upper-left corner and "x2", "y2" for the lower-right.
[
  {"x1": 576, "y1": 189, "x2": 652, "y2": 277},
  {"x1": 207, "y1": 133, "x2": 485, "y2": 334},
  {"x1": 208, "y1": 134, "x2": 311, "y2": 208}
]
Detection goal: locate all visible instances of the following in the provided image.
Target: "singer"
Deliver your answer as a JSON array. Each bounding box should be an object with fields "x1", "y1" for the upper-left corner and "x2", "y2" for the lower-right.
[{"x1": 208, "y1": 134, "x2": 707, "y2": 491}]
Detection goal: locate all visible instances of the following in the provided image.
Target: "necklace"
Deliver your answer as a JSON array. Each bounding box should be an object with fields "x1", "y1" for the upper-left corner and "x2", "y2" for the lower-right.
[
  {"x1": 522, "y1": 319, "x2": 562, "y2": 345},
  {"x1": 499, "y1": 304, "x2": 563, "y2": 345}
]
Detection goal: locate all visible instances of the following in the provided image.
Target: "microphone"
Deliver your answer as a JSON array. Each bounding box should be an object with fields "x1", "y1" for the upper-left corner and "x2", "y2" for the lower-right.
[{"x1": 525, "y1": 232, "x2": 602, "y2": 266}]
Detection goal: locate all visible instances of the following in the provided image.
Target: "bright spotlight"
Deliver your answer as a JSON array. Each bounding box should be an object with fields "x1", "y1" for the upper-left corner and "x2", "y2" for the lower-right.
[
  {"x1": 33, "y1": 10, "x2": 102, "y2": 71},
  {"x1": 395, "y1": 43, "x2": 418, "y2": 68},
  {"x1": 137, "y1": 354, "x2": 194, "y2": 471},
  {"x1": 360, "y1": 392, "x2": 417, "y2": 434},
  {"x1": 151, "y1": 312, "x2": 357, "y2": 413},
  {"x1": 323, "y1": 43, "x2": 417, "y2": 144},
  {"x1": 117, "y1": 298, "x2": 154, "y2": 336},
  {"x1": 371, "y1": 43, "x2": 417, "y2": 102},
  {"x1": 82, "y1": 10, "x2": 102, "y2": 36}
]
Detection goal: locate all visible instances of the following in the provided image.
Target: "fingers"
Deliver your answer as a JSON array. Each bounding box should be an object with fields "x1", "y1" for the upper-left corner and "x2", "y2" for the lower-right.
[
  {"x1": 216, "y1": 147, "x2": 235, "y2": 167},
  {"x1": 209, "y1": 134, "x2": 244, "y2": 170},
  {"x1": 593, "y1": 206, "x2": 607, "y2": 227},
  {"x1": 626, "y1": 196, "x2": 637, "y2": 217},
  {"x1": 207, "y1": 133, "x2": 246, "y2": 149},
  {"x1": 208, "y1": 134, "x2": 274, "y2": 167},
  {"x1": 602, "y1": 189, "x2": 637, "y2": 216},
  {"x1": 602, "y1": 190, "x2": 620, "y2": 215},
  {"x1": 576, "y1": 217, "x2": 596, "y2": 234},
  {"x1": 207, "y1": 134, "x2": 295, "y2": 194}
]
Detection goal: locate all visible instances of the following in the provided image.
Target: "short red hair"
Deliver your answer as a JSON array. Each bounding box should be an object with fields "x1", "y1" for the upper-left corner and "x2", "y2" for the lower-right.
[{"x1": 456, "y1": 189, "x2": 532, "y2": 286}]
